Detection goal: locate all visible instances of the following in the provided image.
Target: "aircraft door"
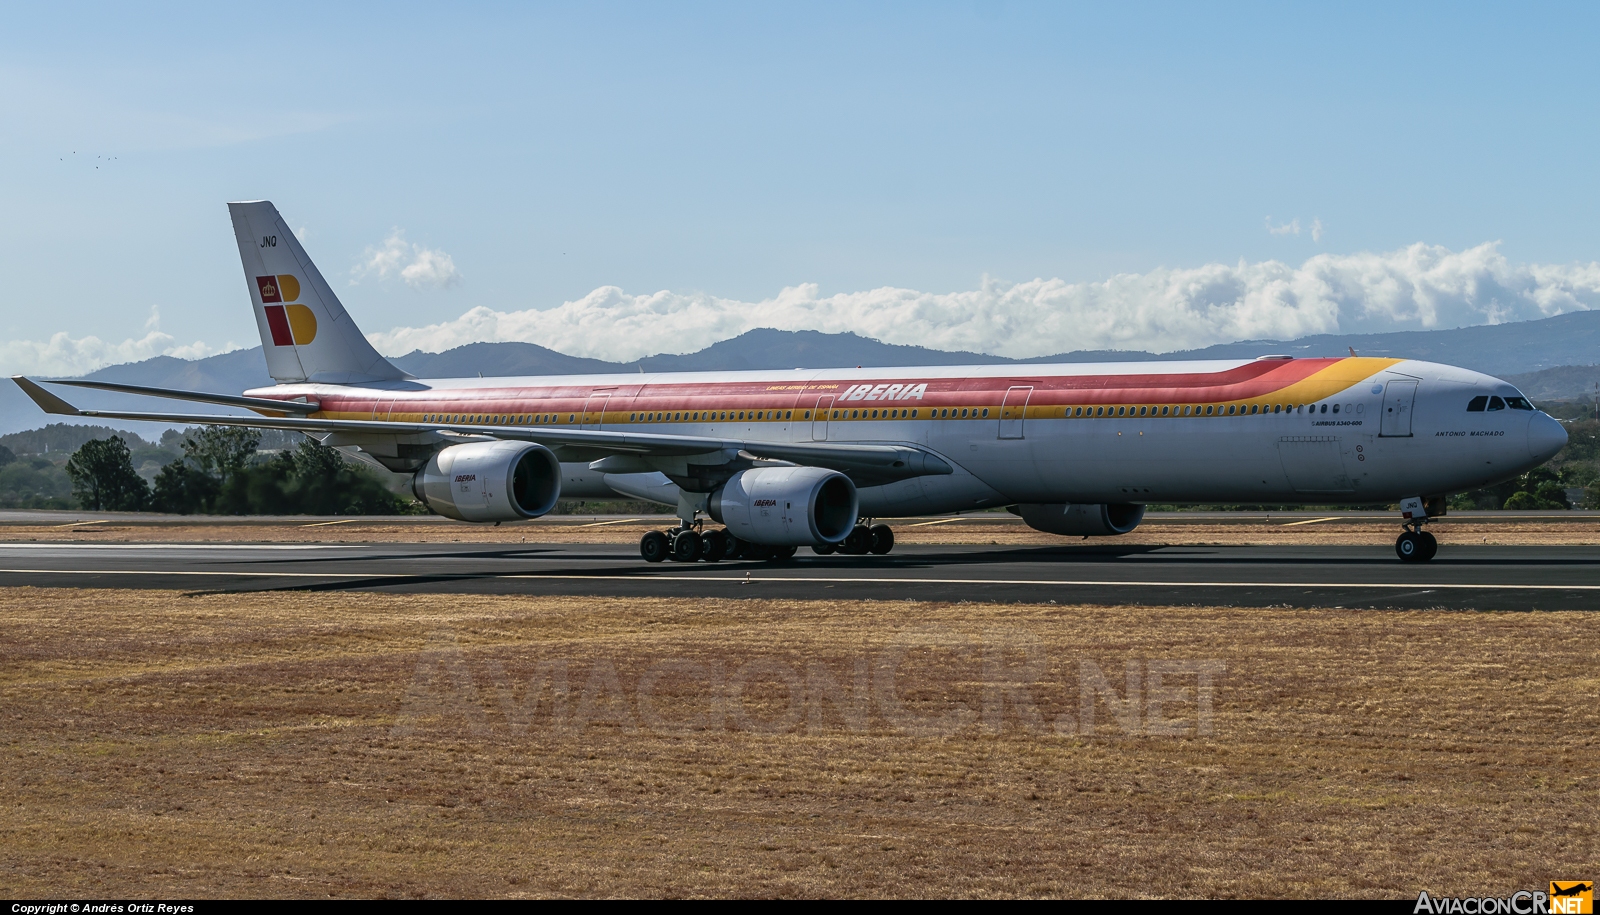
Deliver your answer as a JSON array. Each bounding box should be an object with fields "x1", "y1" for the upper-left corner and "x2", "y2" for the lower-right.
[
  {"x1": 1380, "y1": 380, "x2": 1418, "y2": 437},
  {"x1": 582, "y1": 392, "x2": 612, "y2": 430},
  {"x1": 374, "y1": 396, "x2": 397, "y2": 421},
  {"x1": 811, "y1": 395, "x2": 834, "y2": 441},
  {"x1": 999, "y1": 386, "x2": 1033, "y2": 439}
]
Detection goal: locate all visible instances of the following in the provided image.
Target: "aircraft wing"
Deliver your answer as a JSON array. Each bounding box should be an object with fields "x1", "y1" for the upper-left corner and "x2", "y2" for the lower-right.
[
  {"x1": 40, "y1": 378, "x2": 323, "y2": 414},
  {"x1": 12, "y1": 376, "x2": 951, "y2": 485}
]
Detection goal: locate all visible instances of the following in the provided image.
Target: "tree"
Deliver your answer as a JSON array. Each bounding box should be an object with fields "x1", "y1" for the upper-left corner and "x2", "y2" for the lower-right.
[
  {"x1": 182, "y1": 427, "x2": 260, "y2": 480},
  {"x1": 64, "y1": 437, "x2": 149, "y2": 511},
  {"x1": 150, "y1": 460, "x2": 215, "y2": 514},
  {"x1": 0, "y1": 444, "x2": 14, "y2": 467}
]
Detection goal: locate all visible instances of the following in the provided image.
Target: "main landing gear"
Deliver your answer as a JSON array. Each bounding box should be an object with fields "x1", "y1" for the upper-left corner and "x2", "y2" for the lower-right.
[
  {"x1": 809, "y1": 523, "x2": 894, "y2": 556},
  {"x1": 639, "y1": 525, "x2": 798, "y2": 563},
  {"x1": 638, "y1": 522, "x2": 897, "y2": 563}
]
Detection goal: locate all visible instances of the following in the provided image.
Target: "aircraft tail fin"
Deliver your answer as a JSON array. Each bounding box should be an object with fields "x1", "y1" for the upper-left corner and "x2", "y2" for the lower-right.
[{"x1": 228, "y1": 201, "x2": 408, "y2": 384}]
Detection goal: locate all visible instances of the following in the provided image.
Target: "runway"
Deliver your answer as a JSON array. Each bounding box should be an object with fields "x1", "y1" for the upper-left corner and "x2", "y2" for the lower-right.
[{"x1": 1, "y1": 540, "x2": 1596, "y2": 610}]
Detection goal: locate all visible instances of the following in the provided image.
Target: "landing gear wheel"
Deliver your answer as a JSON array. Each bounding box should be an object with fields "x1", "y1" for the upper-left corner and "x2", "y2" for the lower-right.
[
  {"x1": 699, "y1": 529, "x2": 726, "y2": 562},
  {"x1": 1396, "y1": 531, "x2": 1431, "y2": 562},
  {"x1": 720, "y1": 532, "x2": 743, "y2": 561},
  {"x1": 669, "y1": 529, "x2": 701, "y2": 562},
  {"x1": 842, "y1": 524, "x2": 873, "y2": 555},
  {"x1": 811, "y1": 542, "x2": 837, "y2": 555},
  {"x1": 767, "y1": 545, "x2": 797, "y2": 561},
  {"x1": 640, "y1": 530, "x2": 669, "y2": 563},
  {"x1": 868, "y1": 524, "x2": 895, "y2": 555},
  {"x1": 1419, "y1": 530, "x2": 1438, "y2": 561}
]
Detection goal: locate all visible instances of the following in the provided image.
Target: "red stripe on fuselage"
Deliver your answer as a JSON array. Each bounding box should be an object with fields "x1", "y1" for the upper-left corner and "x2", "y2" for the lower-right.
[{"x1": 269, "y1": 358, "x2": 1346, "y2": 418}]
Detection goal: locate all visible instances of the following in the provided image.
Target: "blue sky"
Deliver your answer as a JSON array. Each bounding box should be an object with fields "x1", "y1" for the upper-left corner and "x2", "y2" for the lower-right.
[{"x1": 3, "y1": 2, "x2": 1600, "y2": 371}]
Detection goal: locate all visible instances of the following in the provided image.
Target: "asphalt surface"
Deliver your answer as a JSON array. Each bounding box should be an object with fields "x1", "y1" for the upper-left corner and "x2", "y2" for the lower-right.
[
  {"x1": 3, "y1": 509, "x2": 1599, "y2": 527},
  {"x1": 1, "y1": 540, "x2": 1596, "y2": 610}
]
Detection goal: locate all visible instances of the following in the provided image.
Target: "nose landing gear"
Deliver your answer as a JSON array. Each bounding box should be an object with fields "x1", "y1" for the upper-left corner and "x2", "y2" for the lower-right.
[
  {"x1": 1394, "y1": 496, "x2": 1444, "y2": 563},
  {"x1": 1395, "y1": 524, "x2": 1438, "y2": 562}
]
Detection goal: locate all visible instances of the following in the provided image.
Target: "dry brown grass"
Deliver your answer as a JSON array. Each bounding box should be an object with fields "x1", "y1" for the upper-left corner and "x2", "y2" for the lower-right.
[
  {"x1": 0, "y1": 587, "x2": 1594, "y2": 898},
  {"x1": 5, "y1": 515, "x2": 1600, "y2": 546}
]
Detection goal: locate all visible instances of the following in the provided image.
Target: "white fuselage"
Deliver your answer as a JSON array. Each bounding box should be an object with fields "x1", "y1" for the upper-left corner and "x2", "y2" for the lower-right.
[{"x1": 249, "y1": 356, "x2": 1566, "y2": 515}]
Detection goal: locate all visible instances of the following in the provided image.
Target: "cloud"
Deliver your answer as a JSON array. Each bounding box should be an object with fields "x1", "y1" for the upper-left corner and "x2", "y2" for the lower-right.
[
  {"x1": 1311, "y1": 218, "x2": 1324, "y2": 243},
  {"x1": 400, "y1": 247, "x2": 460, "y2": 289},
  {"x1": 366, "y1": 242, "x2": 1600, "y2": 362},
  {"x1": 352, "y1": 229, "x2": 461, "y2": 289},
  {"x1": 0, "y1": 331, "x2": 234, "y2": 377},
  {"x1": 1265, "y1": 216, "x2": 1300, "y2": 236}
]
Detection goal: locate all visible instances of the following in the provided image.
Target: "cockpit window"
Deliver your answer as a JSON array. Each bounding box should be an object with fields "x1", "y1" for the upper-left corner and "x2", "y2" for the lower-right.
[
  {"x1": 1505, "y1": 396, "x2": 1534, "y2": 411},
  {"x1": 1486, "y1": 396, "x2": 1506, "y2": 412},
  {"x1": 1467, "y1": 396, "x2": 1488, "y2": 412}
]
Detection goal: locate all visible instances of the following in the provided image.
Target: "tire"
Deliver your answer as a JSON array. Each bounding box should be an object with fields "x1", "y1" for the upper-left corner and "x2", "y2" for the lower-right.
[
  {"x1": 842, "y1": 524, "x2": 872, "y2": 555},
  {"x1": 669, "y1": 530, "x2": 701, "y2": 562},
  {"x1": 699, "y1": 529, "x2": 725, "y2": 562},
  {"x1": 640, "y1": 530, "x2": 669, "y2": 563},
  {"x1": 1395, "y1": 531, "x2": 1423, "y2": 562},
  {"x1": 1419, "y1": 530, "x2": 1438, "y2": 561},
  {"x1": 720, "y1": 531, "x2": 742, "y2": 560},
  {"x1": 767, "y1": 545, "x2": 797, "y2": 561},
  {"x1": 868, "y1": 524, "x2": 895, "y2": 555},
  {"x1": 735, "y1": 538, "x2": 758, "y2": 560},
  {"x1": 811, "y1": 542, "x2": 837, "y2": 555}
]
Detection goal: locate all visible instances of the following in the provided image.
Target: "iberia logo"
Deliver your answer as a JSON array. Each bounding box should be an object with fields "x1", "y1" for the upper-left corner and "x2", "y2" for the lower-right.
[
  {"x1": 1552, "y1": 882, "x2": 1594, "y2": 915},
  {"x1": 256, "y1": 274, "x2": 317, "y2": 346}
]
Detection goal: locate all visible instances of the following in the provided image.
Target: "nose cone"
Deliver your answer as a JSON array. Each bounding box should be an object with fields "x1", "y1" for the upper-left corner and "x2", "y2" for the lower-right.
[{"x1": 1528, "y1": 412, "x2": 1568, "y2": 463}]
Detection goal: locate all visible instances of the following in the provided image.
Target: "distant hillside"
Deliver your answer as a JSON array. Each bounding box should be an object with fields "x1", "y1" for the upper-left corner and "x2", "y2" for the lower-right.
[
  {"x1": 7, "y1": 310, "x2": 1600, "y2": 433},
  {"x1": 0, "y1": 423, "x2": 160, "y2": 456},
  {"x1": 1504, "y1": 365, "x2": 1600, "y2": 402}
]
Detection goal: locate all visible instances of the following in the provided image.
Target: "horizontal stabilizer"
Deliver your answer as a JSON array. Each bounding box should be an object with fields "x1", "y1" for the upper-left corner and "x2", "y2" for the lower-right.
[
  {"x1": 12, "y1": 376, "x2": 82, "y2": 415},
  {"x1": 42, "y1": 379, "x2": 321, "y2": 415}
]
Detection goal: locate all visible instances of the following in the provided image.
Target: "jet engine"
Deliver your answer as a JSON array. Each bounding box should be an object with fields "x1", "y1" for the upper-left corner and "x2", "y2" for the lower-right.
[
  {"x1": 708, "y1": 467, "x2": 858, "y2": 546},
  {"x1": 1012, "y1": 502, "x2": 1145, "y2": 536},
  {"x1": 412, "y1": 441, "x2": 561, "y2": 522}
]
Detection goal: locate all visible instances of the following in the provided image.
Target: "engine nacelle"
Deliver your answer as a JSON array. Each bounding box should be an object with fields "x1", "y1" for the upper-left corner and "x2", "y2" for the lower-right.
[
  {"x1": 708, "y1": 467, "x2": 858, "y2": 546},
  {"x1": 1013, "y1": 502, "x2": 1145, "y2": 536},
  {"x1": 412, "y1": 441, "x2": 561, "y2": 522}
]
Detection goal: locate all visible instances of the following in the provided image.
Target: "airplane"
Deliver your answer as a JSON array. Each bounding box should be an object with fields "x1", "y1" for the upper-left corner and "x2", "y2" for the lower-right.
[{"x1": 12, "y1": 201, "x2": 1569, "y2": 563}]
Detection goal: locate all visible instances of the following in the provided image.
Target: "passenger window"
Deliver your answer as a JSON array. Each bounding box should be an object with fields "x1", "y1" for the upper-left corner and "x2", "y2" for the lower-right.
[
  {"x1": 982, "y1": 408, "x2": 989, "y2": 417},
  {"x1": 1487, "y1": 396, "x2": 1505, "y2": 411},
  {"x1": 1320, "y1": 404, "x2": 1328, "y2": 414},
  {"x1": 1332, "y1": 404, "x2": 1340, "y2": 414},
  {"x1": 911, "y1": 409, "x2": 918, "y2": 417},
  {"x1": 1505, "y1": 396, "x2": 1534, "y2": 410}
]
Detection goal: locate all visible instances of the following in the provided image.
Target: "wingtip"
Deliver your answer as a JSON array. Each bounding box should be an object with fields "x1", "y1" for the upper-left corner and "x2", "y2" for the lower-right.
[{"x1": 11, "y1": 376, "x2": 82, "y2": 415}]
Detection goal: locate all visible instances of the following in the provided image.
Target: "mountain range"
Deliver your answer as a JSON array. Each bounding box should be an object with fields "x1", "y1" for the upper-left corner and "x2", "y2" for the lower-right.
[{"x1": 5, "y1": 311, "x2": 1600, "y2": 435}]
